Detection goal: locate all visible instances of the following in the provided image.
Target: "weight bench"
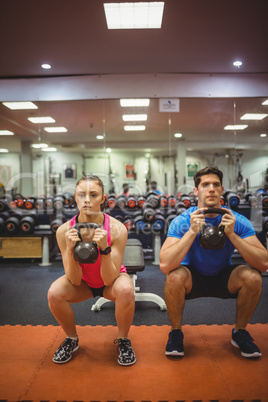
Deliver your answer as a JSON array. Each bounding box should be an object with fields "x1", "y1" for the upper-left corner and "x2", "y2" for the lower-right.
[{"x1": 91, "y1": 238, "x2": 167, "y2": 311}]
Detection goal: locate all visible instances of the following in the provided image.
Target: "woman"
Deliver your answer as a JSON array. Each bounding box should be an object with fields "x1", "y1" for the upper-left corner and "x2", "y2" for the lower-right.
[{"x1": 48, "y1": 174, "x2": 136, "y2": 365}]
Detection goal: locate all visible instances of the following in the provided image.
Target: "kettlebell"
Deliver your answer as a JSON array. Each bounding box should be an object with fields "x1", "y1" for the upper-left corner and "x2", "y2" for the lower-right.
[
  {"x1": 199, "y1": 208, "x2": 226, "y2": 250},
  {"x1": 73, "y1": 222, "x2": 100, "y2": 264}
]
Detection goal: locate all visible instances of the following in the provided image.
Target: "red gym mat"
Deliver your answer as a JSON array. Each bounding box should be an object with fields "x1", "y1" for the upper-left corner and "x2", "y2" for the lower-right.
[{"x1": 1, "y1": 324, "x2": 267, "y2": 402}]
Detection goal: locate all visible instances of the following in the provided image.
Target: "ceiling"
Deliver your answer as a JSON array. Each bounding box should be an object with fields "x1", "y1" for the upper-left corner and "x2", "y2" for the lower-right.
[{"x1": 0, "y1": 0, "x2": 268, "y2": 155}]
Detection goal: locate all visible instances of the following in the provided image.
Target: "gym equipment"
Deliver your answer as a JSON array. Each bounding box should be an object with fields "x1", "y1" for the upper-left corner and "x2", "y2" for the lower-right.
[
  {"x1": 158, "y1": 195, "x2": 167, "y2": 208},
  {"x1": 127, "y1": 195, "x2": 137, "y2": 209},
  {"x1": 180, "y1": 194, "x2": 191, "y2": 208},
  {"x1": 133, "y1": 211, "x2": 147, "y2": 231},
  {"x1": 152, "y1": 212, "x2": 165, "y2": 233},
  {"x1": 262, "y1": 216, "x2": 268, "y2": 232},
  {"x1": 167, "y1": 195, "x2": 177, "y2": 208},
  {"x1": 35, "y1": 196, "x2": 46, "y2": 210},
  {"x1": 91, "y1": 238, "x2": 166, "y2": 311},
  {"x1": 19, "y1": 211, "x2": 38, "y2": 234},
  {"x1": 50, "y1": 215, "x2": 67, "y2": 233},
  {"x1": 24, "y1": 198, "x2": 36, "y2": 210},
  {"x1": 116, "y1": 194, "x2": 127, "y2": 209},
  {"x1": 73, "y1": 222, "x2": 100, "y2": 264},
  {"x1": 142, "y1": 202, "x2": 155, "y2": 222},
  {"x1": 5, "y1": 215, "x2": 21, "y2": 234},
  {"x1": 244, "y1": 192, "x2": 258, "y2": 207},
  {"x1": 123, "y1": 216, "x2": 134, "y2": 231},
  {"x1": 53, "y1": 194, "x2": 65, "y2": 210},
  {"x1": 0, "y1": 199, "x2": 10, "y2": 212},
  {"x1": 137, "y1": 195, "x2": 146, "y2": 208},
  {"x1": 224, "y1": 192, "x2": 240, "y2": 209},
  {"x1": 199, "y1": 208, "x2": 226, "y2": 250},
  {"x1": 107, "y1": 194, "x2": 117, "y2": 209},
  {"x1": 45, "y1": 196, "x2": 54, "y2": 210},
  {"x1": 146, "y1": 192, "x2": 159, "y2": 208}
]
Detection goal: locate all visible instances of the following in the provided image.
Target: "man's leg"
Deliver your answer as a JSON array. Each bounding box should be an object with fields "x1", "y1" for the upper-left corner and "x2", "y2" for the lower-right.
[
  {"x1": 228, "y1": 264, "x2": 262, "y2": 358},
  {"x1": 48, "y1": 275, "x2": 93, "y2": 337},
  {"x1": 164, "y1": 266, "x2": 192, "y2": 330},
  {"x1": 227, "y1": 265, "x2": 262, "y2": 330}
]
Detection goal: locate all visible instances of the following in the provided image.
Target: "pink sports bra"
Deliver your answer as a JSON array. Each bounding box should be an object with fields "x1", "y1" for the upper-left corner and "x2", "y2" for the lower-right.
[{"x1": 70, "y1": 213, "x2": 126, "y2": 288}]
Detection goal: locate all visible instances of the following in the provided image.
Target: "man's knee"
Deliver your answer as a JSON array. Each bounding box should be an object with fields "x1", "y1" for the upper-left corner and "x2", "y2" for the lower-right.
[
  {"x1": 165, "y1": 266, "x2": 191, "y2": 292},
  {"x1": 230, "y1": 265, "x2": 262, "y2": 294}
]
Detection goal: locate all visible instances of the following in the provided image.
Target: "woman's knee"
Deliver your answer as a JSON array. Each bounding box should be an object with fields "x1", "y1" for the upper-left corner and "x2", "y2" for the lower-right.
[
  {"x1": 47, "y1": 276, "x2": 69, "y2": 305},
  {"x1": 114, "y1": 275, "x2": 134, "y2": 302}
]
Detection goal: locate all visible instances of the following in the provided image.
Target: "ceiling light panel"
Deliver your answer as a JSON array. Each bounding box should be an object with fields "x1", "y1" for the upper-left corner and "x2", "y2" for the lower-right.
[
  {"x1": 28, "y1": 117, "x2": 55, "y2": 124},
  {"x1": 224, "y1": 125, "x2": 248, "y2": 130},
  {"x1": 32, "y1": 143, "x2": 48, "y2": 149},
  {"x1": 120, "y1": 99, "x2": 150, "y2": 107},
  {"x1": 240, "y1": 113, "x2": 268, "y2": 120},
  {"x1": 124, "y1": 125, "x2": 146, "y2": 131},
  {"x1": 262, "y1": 100, "x2": 268, "y2": 105},
  {"x1": 104, "y1": 2, "x2": 164, "y2": 29},
  {"x1": 122, "y1": 114, "x2": 147, "y2": 121},
  {"x1": 44, "y1": 127, "x2": 67, "y2": 133},
  {"x1": 2, "y1": 102, "x2": 38, "y2": 110},
  {"x1": 0, "y1": 130, "x2": 14, "y2": 135}
]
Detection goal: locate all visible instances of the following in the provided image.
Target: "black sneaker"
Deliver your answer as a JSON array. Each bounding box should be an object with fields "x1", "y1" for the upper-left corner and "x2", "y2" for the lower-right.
[
  {"x1": 165, "y1": 329, "x2": 184, "y2": 356},
  {"x1": 114, "y1": 338, "x2": 136, "y2": 366},
  {"x1": 53, "y1": 337, "x2": 79, "y2": 364},
  {"x1": 231, "y1": 329, "x2": 262, "y2": 358}
]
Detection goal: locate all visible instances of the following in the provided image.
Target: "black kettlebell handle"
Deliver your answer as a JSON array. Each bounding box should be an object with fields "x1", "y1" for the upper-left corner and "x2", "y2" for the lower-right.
[
  {"x1": 201, "y1": 208, "x2": 226, "y2": 216},
  {"x1": 73, "y1": 222, "x2": 100, "y2": 241},
  {"x1": 201, "y1": 208, "x2": 226, "y2": 231}
]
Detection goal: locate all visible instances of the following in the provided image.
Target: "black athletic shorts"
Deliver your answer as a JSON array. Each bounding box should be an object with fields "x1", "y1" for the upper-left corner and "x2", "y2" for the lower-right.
[
  {"x1": 90, "y1": 285, "x2": 105, "y2": 298},
  {"x1": 184, "y1": 265, "x2": 239, "y2": 300}
]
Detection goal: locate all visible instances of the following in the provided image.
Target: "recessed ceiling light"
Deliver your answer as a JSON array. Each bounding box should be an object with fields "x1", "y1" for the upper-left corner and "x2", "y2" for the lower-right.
[
  {"x1": 233, "y1": 60, "x2": 242, "y2": 67},
  {"x1": 262, "y1": 100, "x2": 268, "y2": 105},
  {"x1": 2, "y1": 101, "x2": 38, "y2": 110},
  {"x1": 42, "y1": 147, "x2": 57, "y2": 152},
  {"x1": 0, "y1": 130, "x2": 14, "y2": 135},
  {"x1": 120, "y1": 99, "x2": 150, "y2": 107},
  {"x1": 122, "y1": 114, "x2": 147, "y2": 121},
  {"x1": 96, "y1": 135, "x2": 104, "y2": 140},
  {"x1": 31, "y1": 143, "x2": 48, "y2": 149},
  {"x1": 41, "y1": 63, "x2": 51, "y2": 69},
  {"x1": 174, "y1": 133, "x2": 182, "y2": 138},
  {"x1": 124, "y1": 125, "x2": 146, "y2": 131},
  {"x1": 106, "y1": 148, "x2": 111, "y2": 153},
  {"x1": 28, "y1": 116, "x2": 55, "y2": 124},
  {"x1": 104, "y1": 2, "x2": 164, "y2": 29},
  {"x1": 240, "y1": 113, "x2": 268, "y2": 120},
  {"x1": 44, "y1": 127, "x2": 67, "y2": 133},
  {"x1": 260, "y1": 133, "x2": 267, "y2": 137},
  {"x1": 0, "y1": 148, "x2": 8, "y2": 153},
  {"x1": 224, "y1": 125, "x2": 248, "y2": 130}
]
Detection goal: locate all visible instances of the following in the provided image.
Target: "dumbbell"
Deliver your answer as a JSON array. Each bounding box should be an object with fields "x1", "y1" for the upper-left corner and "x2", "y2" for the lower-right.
[
  {"x1": 152, "y1": 212, "x2": 166, "y2": 233},
  {"x1": 224, "y1": 191, "x2": 240, "y2": 209},
  {"x1": 127, "y1": 195, "x2": 137, "y2": 209},
  {"x1": 45, "y1": 196, "x2": 54, "y2": 210},
  {"x1": 53, "y1": 194, "x2": 65, "y2": 210},
  {"x1": 35, "y1": 196, "x2": 46, "y2": 210},
  {"x1": 64, "y1": 193, "x2": 76, "y2": 208},
  {"x1": 180, "y1": 194, "x2": 191, "y2": 208},
  {"x1": 262, "y1": 216, "x2": 268, "y2": 232},
  {"x1": 146, "y1": 192, "x2": 159, "y2": 208},
  {"x1": 165, "y1": 211, "x2": 177, "y2": 227},
  {"x1": 73, "y1": 222, "x2": 100, "y2": 264},
  {"x1": 107, "y1": 194, "x2": 117, "y2": 209},
  {"x1": 167, "y1": 195, "x2": 177, "y2": 208},
  {"x1": 244, "y1": 192, "x2": 258, "y2": 207},
  {"x1": 51, "y1": 214, "x2": 67, "y2": 233},
  {"x1": 176, "y1": 202, "x2": 186, "y2": 215},
  {"x1": 199, "y1": 208, "x2": 226, "y2": 250},
  {"x1": 142, "y1": 202, "x2": 155, "y2": 222},
  {"x1": 5, "y1": 215, "x2": 21, "y2": 234},
  {"x1": 137, "y1": 195, "x2": 146, "y2": 208},
  {"x1": 116, "y1": 195, "x2": 127, "y2": 209},
  {"x1": 123, "y1": 215, "x2": 134, "y2": 231},
  {"x1": 0, "y1": 211, "x2": 10, "y2": 234},
  {"x1": 133, "y1": 211, "x2": 147, "y2": 231},
  {"x1": 158, "y1": 195, "x2": 167, "y2": 208},
  {"x1": 0, "y1": 198, "x2": 10, "y2": 212},
  {"x1": 19, "y1": 210, "x2": 38, "y2": 234},
  {"x1": 24, "y1": 198, "x2": 36, "y2": 210}
]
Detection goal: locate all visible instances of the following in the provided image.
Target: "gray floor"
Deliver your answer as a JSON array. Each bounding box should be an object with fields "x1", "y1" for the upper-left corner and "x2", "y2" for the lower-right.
[{"x1": 0, "y1": 259, "x2": 267, "y2": 327}]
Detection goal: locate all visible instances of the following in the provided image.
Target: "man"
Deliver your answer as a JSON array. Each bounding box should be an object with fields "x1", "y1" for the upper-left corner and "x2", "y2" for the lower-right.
[
  {"x1": 48, "y1": 175, "x2": 136, "y2": 365},
  {"x1": 160, "y1": 166, "x2": 268, "y2": 358}
]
